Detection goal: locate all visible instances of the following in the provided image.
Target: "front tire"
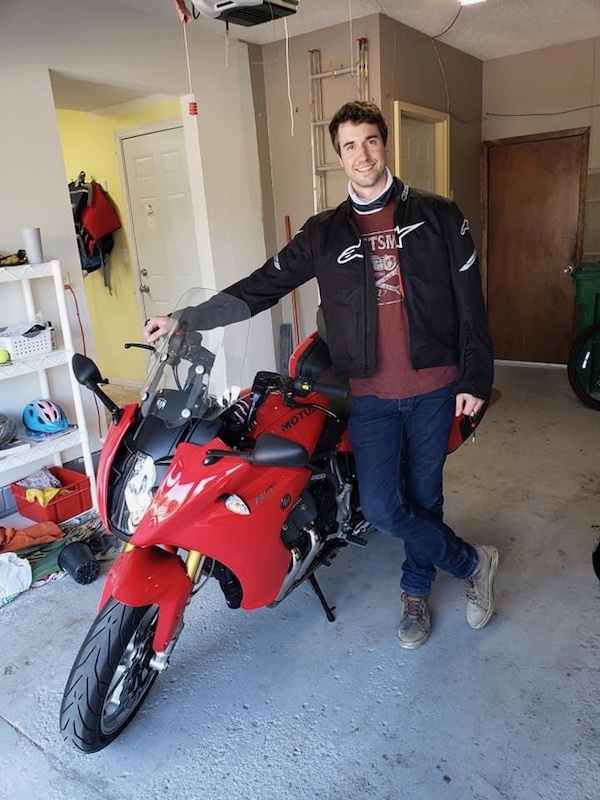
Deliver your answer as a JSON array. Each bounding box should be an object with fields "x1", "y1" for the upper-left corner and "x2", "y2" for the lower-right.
[{"x1": 60, "y1": 598, "x2": 160, "y2": 752}]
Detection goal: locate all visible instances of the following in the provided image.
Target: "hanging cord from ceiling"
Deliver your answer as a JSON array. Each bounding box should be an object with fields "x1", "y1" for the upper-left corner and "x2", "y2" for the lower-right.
[
  {"x1": 283, "y1": 17, "x2": 294, "y2": 136},
  {"x1": 430, "y1": 7, "x2": 464, "y2": 117},
  {"x1": 182, "y1": 17, "x2": 198, "y2": 114},
  {"x1": 348, "y1": 0, "x2": 354, "y2": 76},
  {"x1": 172, "y1": 1, "x2": 198, "y2": 114},
  {"x1": 433, "y1": 6, "x2": 464, "y2": 40}
]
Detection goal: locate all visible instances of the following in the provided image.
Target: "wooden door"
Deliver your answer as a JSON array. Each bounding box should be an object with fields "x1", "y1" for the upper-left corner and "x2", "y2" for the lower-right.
[{"x1": 483, "y1": 129, "x2": 589, "y2": 363}]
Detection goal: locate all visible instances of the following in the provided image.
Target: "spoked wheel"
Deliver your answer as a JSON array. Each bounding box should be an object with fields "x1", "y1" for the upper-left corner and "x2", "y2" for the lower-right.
[
  {"x1": 60, "y1": 598, "x2": 160, "y2": 752},
  {"x1": 567, "y1": 321, "x2": 600, "y2": 410}
]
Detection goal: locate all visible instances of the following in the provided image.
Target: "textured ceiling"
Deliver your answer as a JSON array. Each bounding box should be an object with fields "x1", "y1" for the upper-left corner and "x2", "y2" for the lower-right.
[
  {"x1": 117, "y1": 0, "x2": 600, "y2": 61},
  {"x1": 51, "y1": 0, "x2": 600, "y2": 111}
]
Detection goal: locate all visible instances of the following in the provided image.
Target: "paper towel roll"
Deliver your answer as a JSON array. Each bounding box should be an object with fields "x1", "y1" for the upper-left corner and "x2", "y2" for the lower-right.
[{"x1": 21, "y1": 227, "x2": 44, "y2": 264}]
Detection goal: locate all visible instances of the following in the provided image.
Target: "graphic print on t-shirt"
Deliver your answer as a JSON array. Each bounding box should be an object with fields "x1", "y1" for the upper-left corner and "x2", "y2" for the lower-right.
[{"x1": 361, "y1": 227, "x2": 404, "y2": 304}]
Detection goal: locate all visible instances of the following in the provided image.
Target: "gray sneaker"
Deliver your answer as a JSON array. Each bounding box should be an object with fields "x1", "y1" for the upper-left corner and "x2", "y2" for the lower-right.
[
  {"x1": 397, "y1": 592, "x2": 431, "y2": 649},
  {"x1": 463, "y1": 544, "x2": 499, "y2": 629}
]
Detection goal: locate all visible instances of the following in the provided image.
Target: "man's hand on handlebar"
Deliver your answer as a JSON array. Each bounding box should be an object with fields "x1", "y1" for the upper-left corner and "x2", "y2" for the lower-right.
[{"x1": 143, "y1": 316, "x2": 176, "y2": 344}]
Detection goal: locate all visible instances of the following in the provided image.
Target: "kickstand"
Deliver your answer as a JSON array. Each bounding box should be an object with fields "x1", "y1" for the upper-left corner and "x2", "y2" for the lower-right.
[{"x1": 309, "y1": 574, "x2": 336, "y2": 622}]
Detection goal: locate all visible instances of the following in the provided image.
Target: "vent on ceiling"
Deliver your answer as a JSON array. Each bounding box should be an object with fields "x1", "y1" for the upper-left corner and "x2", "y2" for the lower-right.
[{"x1": 192, "y1": 0, "x2": 298, "y2": 27}]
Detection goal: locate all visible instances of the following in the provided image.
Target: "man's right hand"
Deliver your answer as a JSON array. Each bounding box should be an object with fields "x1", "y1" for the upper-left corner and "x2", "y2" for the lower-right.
[{"x1": 143, "y1": 315, "x2": 176, "y2": 344}]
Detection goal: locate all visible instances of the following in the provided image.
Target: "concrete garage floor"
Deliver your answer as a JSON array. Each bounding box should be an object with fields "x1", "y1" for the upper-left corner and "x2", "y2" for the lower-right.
[{"x1": 0, "y1": 363, "x2": 599, "y2": 800}]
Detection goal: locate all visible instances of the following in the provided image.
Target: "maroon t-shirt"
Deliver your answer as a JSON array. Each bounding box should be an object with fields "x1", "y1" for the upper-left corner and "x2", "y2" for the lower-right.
[{"x1": 349, "y1": 202, "x2": 458, "y2": 399}]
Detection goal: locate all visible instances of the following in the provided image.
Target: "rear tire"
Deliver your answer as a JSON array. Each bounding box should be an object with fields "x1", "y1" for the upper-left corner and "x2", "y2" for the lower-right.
[
  {"x1": 60, "y1": 598, "x2": 159, "y2": 752},
  {"x1": 567, "y1": 321, "x2": 600, "y2": 410}
]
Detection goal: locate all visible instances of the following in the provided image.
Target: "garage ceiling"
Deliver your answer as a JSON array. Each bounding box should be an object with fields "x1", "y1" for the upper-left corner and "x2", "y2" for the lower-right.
[
  {"x1": 117, "y1": 0, "x2": 600, "y2": 61},
  {"x1": 51, "y1": 0, "x2": 600, "y2": 112}
]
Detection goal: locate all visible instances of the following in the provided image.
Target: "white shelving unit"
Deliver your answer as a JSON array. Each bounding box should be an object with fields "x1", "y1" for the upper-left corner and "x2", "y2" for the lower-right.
[{"x1": 0, "y1": 260, "x2": 96, "y2": 501}]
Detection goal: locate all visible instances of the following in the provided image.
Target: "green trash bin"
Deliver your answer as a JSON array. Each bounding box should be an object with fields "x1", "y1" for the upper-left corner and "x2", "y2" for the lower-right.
[
  {"x1": 572, "y1": 263, "x2": 600, "y2": 396},
  {"x1": 573, "y1": 263, "x2": 600, "y2": 334}
]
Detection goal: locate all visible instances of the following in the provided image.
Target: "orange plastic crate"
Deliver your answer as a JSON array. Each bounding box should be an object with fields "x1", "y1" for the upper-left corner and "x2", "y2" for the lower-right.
[{"x1": 10, "y1": 466, "x2": 92, "y2": 523}]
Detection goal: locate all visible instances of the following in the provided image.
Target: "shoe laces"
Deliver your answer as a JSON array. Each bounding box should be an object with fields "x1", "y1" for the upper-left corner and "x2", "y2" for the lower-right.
[
  {"x1": 463, "y1": 572, "x2": 485, "y2": 608},
  {"x1": 401, "y1": 592, "x2": 428, "y2": 622}
]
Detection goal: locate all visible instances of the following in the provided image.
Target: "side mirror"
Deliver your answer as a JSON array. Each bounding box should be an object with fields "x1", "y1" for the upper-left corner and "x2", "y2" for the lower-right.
[
  {"x1": 249, "y1": 433, "x2": 308, "y2": 467},
  {"x1": 72, "y1": 353, "x2": 105, "y2": 388},
  {"x1": 205, "y1": 432, "x2": 309, "y2": 467},
  {"x1": 72, "y1": 353, "x2": 122, "y2": 424}
]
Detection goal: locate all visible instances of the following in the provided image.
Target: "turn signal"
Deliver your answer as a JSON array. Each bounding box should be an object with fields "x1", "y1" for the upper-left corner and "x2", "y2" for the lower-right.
[{"x1": 224, "y1": 494, "x2": 251, "y2": 516}]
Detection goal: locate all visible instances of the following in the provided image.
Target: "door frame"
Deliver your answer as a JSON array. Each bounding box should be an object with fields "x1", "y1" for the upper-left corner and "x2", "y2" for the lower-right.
[
  {"x1": 115, "y1": 118, "x2": 187, "y2": 331},
  {"x1": 393, "y1": 100, "x2": 450, "y2": 197},
  {"x1": 481, "y1": 127, "x2": 590, "y2": 300}
]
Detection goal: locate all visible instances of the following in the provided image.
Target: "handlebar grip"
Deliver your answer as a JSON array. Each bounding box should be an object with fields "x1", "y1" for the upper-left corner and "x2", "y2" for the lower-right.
[
  {"x1": 294, "y1": 375, "x2": 348, "y2": 399},
  {"x1": 312, "y1": 381, "x2": 348, "y2": 399}
]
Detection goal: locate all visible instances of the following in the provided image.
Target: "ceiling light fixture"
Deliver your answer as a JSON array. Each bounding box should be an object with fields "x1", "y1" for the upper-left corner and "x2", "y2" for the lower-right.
[{"x1": 460, "y1": 0, "x2": 487, "y2": 6}]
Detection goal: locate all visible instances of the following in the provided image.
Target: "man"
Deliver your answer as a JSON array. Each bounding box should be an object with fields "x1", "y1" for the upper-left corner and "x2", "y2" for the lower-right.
[{"x1": 144, "y1": 100, "x2": 498, "y2": 649}]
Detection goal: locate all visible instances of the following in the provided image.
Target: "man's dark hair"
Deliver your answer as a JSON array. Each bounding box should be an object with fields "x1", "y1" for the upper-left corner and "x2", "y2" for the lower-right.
[{"x1": 329, "y1": 101, "x2": 388, "y2": 155}]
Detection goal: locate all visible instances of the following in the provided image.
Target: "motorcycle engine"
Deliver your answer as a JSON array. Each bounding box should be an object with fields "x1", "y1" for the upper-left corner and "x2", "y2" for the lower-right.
[{"x1": 280, "y1": 472, "x2": 337, "y2": 551}]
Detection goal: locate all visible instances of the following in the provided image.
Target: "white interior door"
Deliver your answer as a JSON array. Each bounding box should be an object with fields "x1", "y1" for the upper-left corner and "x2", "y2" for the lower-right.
[
  {"x1": 121, "y1": 125, "x2": 200, "y2": 320},
  {"x1": 393, "y1": 101, "x2": 450, "y2": 198},
  {"x1": 401, "y1": 116, "x2": 436, "y2": 192}
]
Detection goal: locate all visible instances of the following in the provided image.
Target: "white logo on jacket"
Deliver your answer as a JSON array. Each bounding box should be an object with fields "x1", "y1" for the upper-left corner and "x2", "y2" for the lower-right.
[
  {"x1": 337, "y1": 241, "x2": 364, "y2": 264},
  {"x1": 337, "y1": 222, "x2": 425, "y2": 263},
  {"x1": 394, "y1": 221, "x2": 425, "y2": 248}
]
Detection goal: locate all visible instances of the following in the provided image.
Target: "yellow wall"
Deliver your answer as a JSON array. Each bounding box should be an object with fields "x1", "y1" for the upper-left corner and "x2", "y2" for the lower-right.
[{"x1": 56, "y1": 99, "x2": 182, "y2": 383}]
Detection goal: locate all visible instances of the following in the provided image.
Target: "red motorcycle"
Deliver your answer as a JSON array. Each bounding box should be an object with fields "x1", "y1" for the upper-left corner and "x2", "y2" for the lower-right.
[{"x1": 59, "y1": 288, "x2": 478, "y2": 752}]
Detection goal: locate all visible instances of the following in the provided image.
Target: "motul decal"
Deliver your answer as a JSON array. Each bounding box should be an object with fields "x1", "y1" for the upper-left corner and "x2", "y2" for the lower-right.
[{"x1": 281, "y1": 406, "x2": 316, "y2": 432}]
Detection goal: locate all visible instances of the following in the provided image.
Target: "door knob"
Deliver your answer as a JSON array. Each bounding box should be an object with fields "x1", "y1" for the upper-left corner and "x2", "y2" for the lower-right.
[
  {"x1": 139, "y1": 284, "x2": 150, "y2": 293},
  {"x1": 564, "y1": 265, "x2": 575, "y2": 274},
  {"x1": 140, "y1": 268, "x2": 148, "y2": 277}
]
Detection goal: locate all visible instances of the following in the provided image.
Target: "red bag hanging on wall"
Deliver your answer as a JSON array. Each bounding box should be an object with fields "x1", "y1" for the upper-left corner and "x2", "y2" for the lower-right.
[{"x1": 80, "y1": 183, "x2": 121, "y2": 255}]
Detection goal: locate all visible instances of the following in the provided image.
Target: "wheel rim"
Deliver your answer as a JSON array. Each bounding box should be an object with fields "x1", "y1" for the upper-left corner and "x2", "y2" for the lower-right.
[
  {"x1": 101, "y1": 607, "x2": 158, "y2": 735},
  {"x1": 568, "y1": 323, "x2": 600, "y2": 409}
]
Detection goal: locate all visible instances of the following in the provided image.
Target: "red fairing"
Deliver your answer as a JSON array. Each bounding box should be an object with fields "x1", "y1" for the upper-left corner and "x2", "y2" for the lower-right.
[
  {"x1": 288, "y1": 330, "x2": 320, "y2": 379},
  {"x1": 130, "y1": 460, "x2": 301, "y2": 608},
  {"x1": 127, "y1": 392, "x2": 328, "y2": 610},
  {"x1": 100, "y1": 547, "x2": 191, "y2": 653},
  {"x1": 96, "y1": 403, "x2": 137, "y2": 530}
]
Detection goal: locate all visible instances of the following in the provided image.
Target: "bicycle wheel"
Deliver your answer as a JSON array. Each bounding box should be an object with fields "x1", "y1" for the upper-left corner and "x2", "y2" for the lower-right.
[{"x1": 567, "y1": 321, "x2": 600, "y2": 410}]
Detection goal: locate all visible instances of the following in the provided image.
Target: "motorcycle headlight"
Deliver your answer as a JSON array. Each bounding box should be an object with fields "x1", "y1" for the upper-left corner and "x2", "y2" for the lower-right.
[{"x1": 123, "y1": 454, "x2": 157, "y2": 533}]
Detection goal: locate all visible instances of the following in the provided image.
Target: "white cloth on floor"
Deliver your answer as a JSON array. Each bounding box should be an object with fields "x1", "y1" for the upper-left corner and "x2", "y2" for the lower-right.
[{"x1": 0, "y1": 552, "x2": 32, "y2": 605}]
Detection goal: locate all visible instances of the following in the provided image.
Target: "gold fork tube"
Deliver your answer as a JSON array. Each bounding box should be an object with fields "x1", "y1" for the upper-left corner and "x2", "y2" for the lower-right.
[{"x1": 185, "y1": 550, "x2": 204, "y2": 581}]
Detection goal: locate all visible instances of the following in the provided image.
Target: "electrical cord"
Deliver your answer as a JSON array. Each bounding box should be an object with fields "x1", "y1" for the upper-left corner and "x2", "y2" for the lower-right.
[
  {"x1": 64, "y1": 283, "x2": 103, "y2": 440},
  {"x1": 433, "y1": 6, "x2": 463, "y2": 40},
  {"x1": 486, "y1": 102, "x2": 600, "y2": 118}
]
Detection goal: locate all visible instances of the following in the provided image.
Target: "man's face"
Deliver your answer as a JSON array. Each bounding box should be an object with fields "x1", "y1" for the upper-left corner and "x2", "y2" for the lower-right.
[{"x1": 336, "y1": 121, "x2": 388, "y2": 200}]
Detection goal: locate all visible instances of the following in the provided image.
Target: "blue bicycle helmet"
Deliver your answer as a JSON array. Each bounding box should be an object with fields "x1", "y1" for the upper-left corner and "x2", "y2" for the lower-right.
[
  {"x1": 22, "y1": 399, "x2": 68, "y2": 434},
  {"x1": 0, "y1": 414, "x2": 17, "y2": 447}
]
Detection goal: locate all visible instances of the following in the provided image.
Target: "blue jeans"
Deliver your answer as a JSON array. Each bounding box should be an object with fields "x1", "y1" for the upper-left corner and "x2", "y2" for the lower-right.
[{"x1": 348, "y1": 385, "x2": 477, "y2": 596}]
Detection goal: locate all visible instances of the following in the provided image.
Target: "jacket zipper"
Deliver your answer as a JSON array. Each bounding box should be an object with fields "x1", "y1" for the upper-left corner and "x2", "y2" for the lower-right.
[{"x1": 347, "y1": 210, "x2": 372, "y2": 373}]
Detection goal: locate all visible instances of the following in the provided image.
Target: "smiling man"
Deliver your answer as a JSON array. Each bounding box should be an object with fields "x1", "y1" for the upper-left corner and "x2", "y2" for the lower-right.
[{"x1": 144, "y1": 101, "x2": 498, "y2": 649}]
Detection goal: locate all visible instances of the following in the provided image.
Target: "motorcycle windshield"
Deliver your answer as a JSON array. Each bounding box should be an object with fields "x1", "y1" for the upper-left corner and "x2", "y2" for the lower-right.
[{"x1": 140, "y1": 288, "x2": 251, "y2": 428}]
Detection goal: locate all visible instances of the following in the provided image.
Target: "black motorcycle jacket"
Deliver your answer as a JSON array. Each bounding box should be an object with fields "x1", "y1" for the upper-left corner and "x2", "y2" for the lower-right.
[{"x1": 218, "y1": 178, "x2": 493, "y2": 399}]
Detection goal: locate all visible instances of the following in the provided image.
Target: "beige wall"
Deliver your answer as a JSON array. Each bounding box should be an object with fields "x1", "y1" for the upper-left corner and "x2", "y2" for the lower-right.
[
  {"x1": 379, "y1": 17, "x2": 483, "y2": 247},
  {"x1": 483, "y1": 36, "x2": 600, "y2": 261},
  {"x1": 0, "y1": 0, "x2": 272, "y2": 459},
  {"x1": 258, "y1": 14, "x2": 483, "y2": 339},
  {"x1": 260, "y1": 15, "x2": 381, "y2": 340}
]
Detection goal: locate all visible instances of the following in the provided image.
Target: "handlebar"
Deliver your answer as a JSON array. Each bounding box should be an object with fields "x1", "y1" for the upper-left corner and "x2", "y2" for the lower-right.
[{"x1": 292, "y1": 376, "x2": 348, "y2": 400}]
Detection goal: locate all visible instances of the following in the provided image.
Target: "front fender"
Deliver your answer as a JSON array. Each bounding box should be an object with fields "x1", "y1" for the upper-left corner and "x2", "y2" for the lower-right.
[{"x1": 100, "y1": 547, "x2": 192, "y2": 652}]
